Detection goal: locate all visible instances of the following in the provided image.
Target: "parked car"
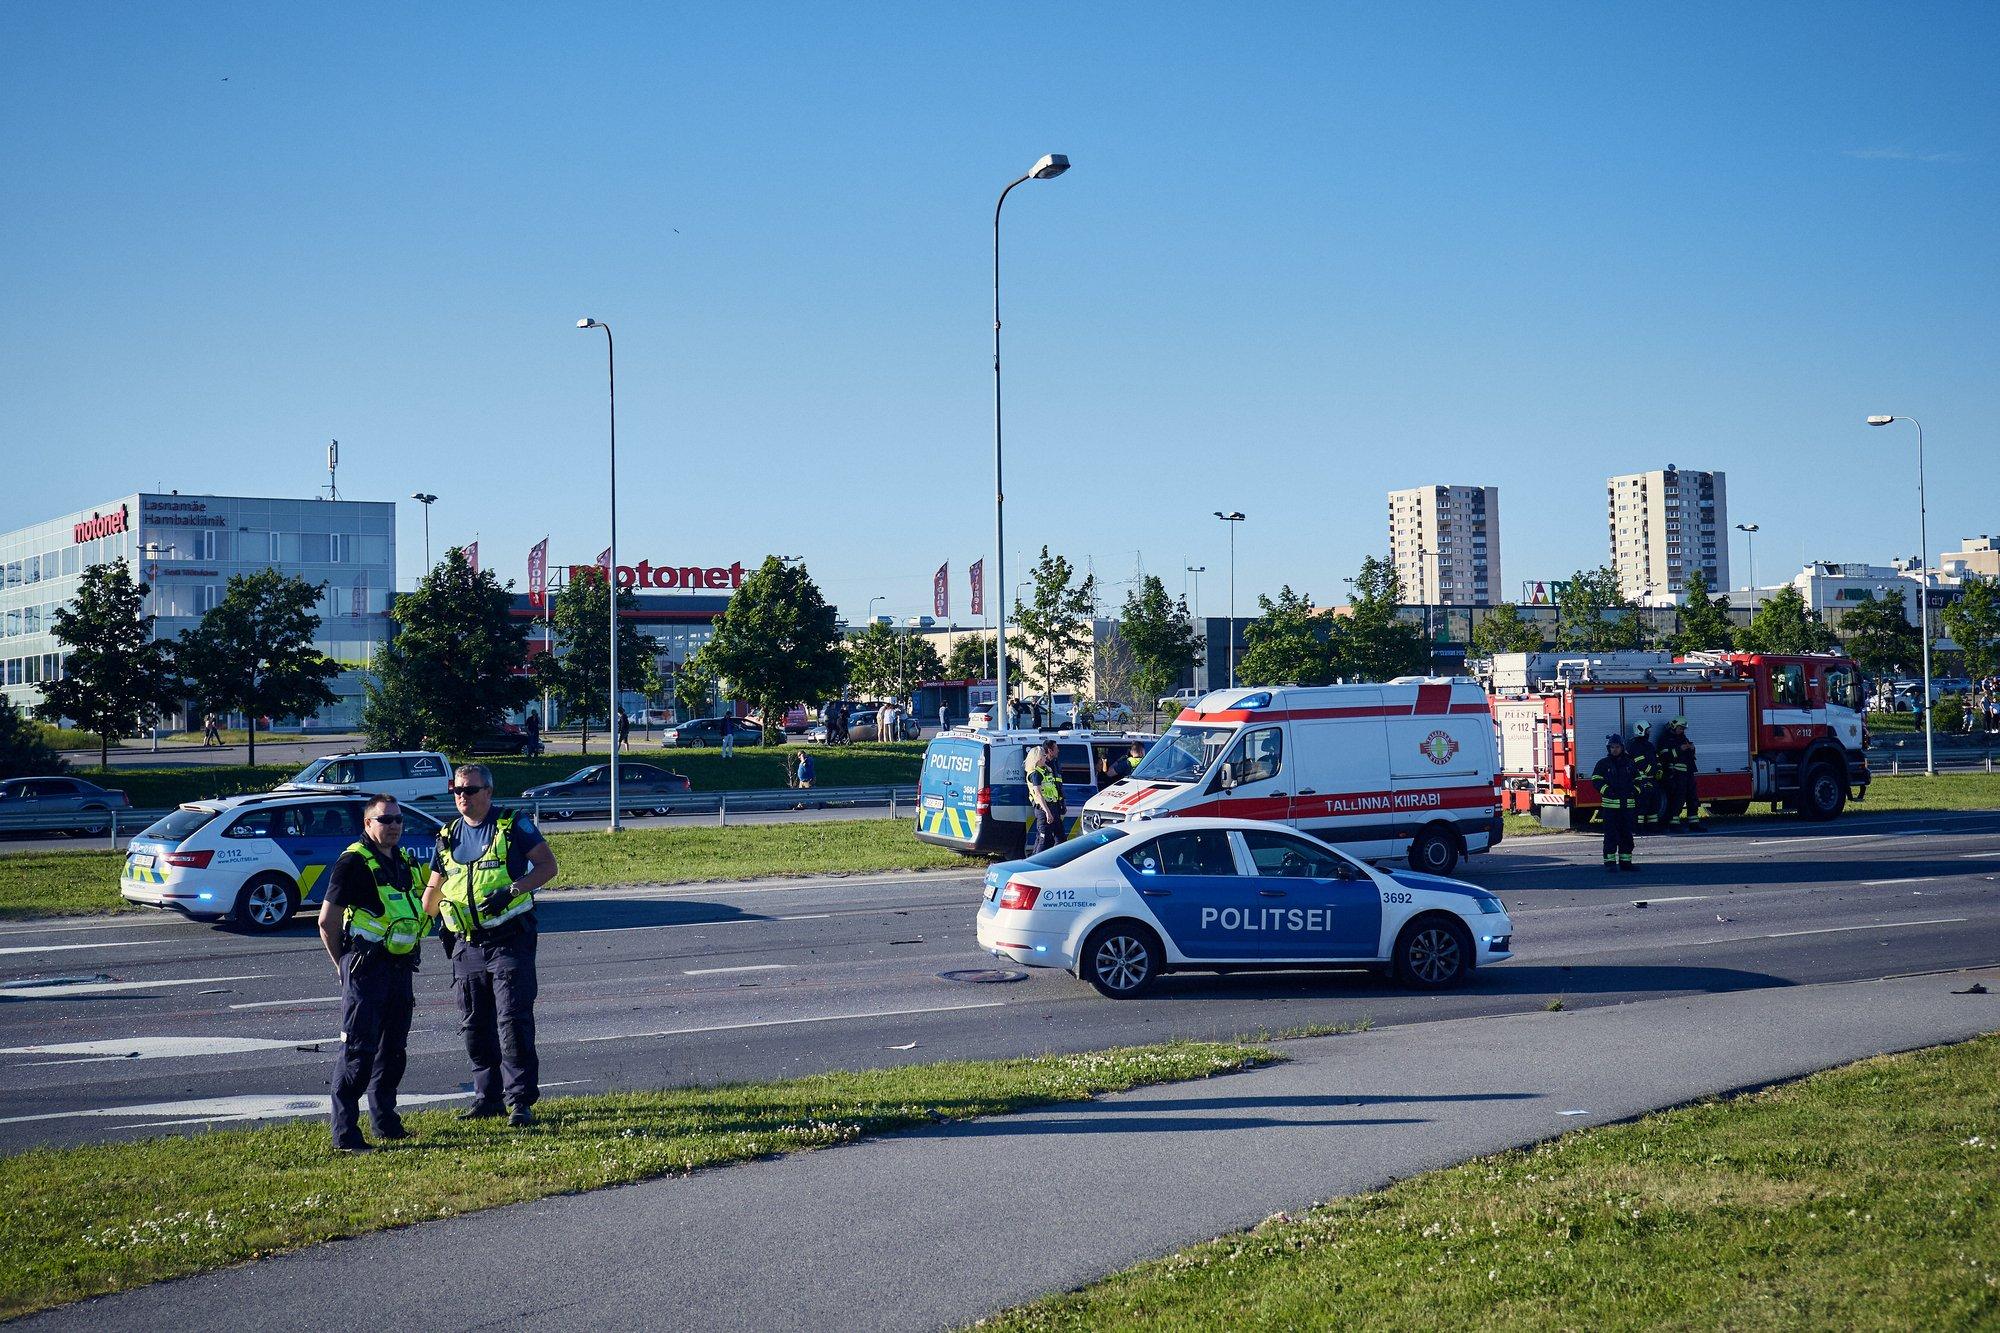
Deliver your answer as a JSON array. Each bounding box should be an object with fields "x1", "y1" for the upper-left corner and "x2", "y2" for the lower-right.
[
  {"x1": 120, "y1": 791, "x2": 444, "y2": 931},
  {"x1": 281, "y1": 751, "x2": 452, "y2": 803},
  {"x1": 750, "y1": 704, "x2": 811, "y2": 734},
  {"x1": 471, "y1": 723, "x2": 533, "y2": 756},
  {"x1": 806, "y1": 703, "x2": 920, "y2": 744},
  {"x1": 1156, "y1": 688, "x2": 1204, "y2": 711},
  {"x1": 0, "y1": 776, "x2": 133, "y2": 835},
  {"x1": 659, "y1": 716, "x2": 767, "y2": 748},
  {"x1": 521, "y1": 763, "x2": 693, "y2": 818}
]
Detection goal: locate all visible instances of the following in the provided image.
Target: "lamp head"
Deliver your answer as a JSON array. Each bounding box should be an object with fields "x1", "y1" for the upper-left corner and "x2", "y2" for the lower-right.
[
  {"x1": 1736, "y1": 522, "x2": 1757, "y2": 533},
  {"x1": 1029, "y1": 153, "x2": 1070, "y2": 180},
  {"x1": 577, "y1": 318, "x2": 601, "y2": 330},
  {"x1": 1865, "y1": 415, "x2": 1895, "y2": 426},
  {"x1": 1213, "y1": 510, "x2": 1245, "y2": 522},
  {"x1": 411, "y1": 492, "x2": 437, "y2": 504}
]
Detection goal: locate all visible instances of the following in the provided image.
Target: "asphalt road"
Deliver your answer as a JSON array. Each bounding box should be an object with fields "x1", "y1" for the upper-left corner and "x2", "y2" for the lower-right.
[{"x1": 2, "y1": 808, "x2": 1996, "y2": 1154}]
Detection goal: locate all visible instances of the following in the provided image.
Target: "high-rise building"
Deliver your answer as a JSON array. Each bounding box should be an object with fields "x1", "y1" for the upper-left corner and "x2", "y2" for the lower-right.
[
  {"x1": 1387, "y1": 485, "x2": 1500, "y2": 606},
  {"x1": 1605, "y1": 465, "x2": 1729, "y2": 603}
]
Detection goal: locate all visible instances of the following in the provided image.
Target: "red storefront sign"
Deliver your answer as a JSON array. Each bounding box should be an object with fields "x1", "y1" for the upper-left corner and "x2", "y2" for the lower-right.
[{"x1": 72, "y1": 506, "x2": 130, "y2": 543}]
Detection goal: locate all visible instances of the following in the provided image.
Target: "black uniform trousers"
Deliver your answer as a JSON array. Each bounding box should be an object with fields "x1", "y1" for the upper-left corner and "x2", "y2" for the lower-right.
[
  {"x1": 1601, "y1": 804, "x2": 1635, "y2": 866},
  {"x1": 451, "y1": 922, "x2": 540, "y2": 1111},
  {"x1": 332, "y1": 952, "x2": 416, "y2": 1146},
  {"x1": 1663, "y1": 769, "x2": 1696, "y2": 826},
  {"x1": 1032, "y1": 805, "x2": 1067, "y2": 853}
]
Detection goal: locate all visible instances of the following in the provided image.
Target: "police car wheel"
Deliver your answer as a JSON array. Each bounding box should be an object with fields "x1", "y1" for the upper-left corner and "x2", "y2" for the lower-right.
[
  {"x1": 233, "y1": 875, "x2": 298, "y2": 932},
  {"x1": 1394, "y1": 916, "x2": 1471, "y2": 990},
  {"x1": 1408, "y1": 827, "x2": 1460, "y2": 876},
  {"x1": 1080, "y1": 922, "x2": 1163, "y2": 999}
]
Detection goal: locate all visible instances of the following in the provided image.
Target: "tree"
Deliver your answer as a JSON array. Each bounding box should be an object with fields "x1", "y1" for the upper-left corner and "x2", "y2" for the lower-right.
[
  {"x1": 1556, "y1": 567, "x2": 1643, "y2": 651},
  {"x1": 1238, "y1": 586, "x2": 1338, "y2": 686},
  {"x1": 672, "y1": 653, "x2": 718, "y2": 719},
  {"x1": 1738, "y1": 585, "x2": 1839, "y2": 655},
  {"x1": 942, "y1": 633, "x2": 1018, "y2": 683},
  {"x1": 698, "y1": 556, "x2": 847, "y2": 744},
  {"x1": 35, "y1": 562, "x2": 178, "y2": 769},
  {"x1": 1837, "y1": 588, "x2": 1922, "y2": 684},
  {"x1": 173, "y1": 569, "x2": 341, "y2": 766},
  {"x1": 843, "y1": 621, "x2": 944, "y2": 702},
  {"x1": 533, "y1": 567, "x2": 661, "y2": 753},
  {"x1": 1330, "y1": 556, "x2": 1426, "y2": 682},
  {"x1": 1470, "y1": 603, "x2": 1545, "y2": 657},
  {"x1": 1011, "y1": 547, "x2": 1097, "y2": 713},
  {"x1": 1, "y1": 696, "x2": 64, "y2": 780},
  {"x1": 1942, "y1": 577, "x2": 2000, "y2": 682},
  {"x1": 1117, "y1": 575, "x2": 1202, "y2": 727},
  {"x1": 362, "y1": 547, "x2": 532, "y2": 753},
  {"x1": 1670, "y1": 572, "x2": 1736, "y2": 654}
]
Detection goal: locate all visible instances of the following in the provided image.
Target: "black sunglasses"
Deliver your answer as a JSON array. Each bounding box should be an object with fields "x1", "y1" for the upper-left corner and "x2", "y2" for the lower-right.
[
  {"x1": 370, "y1": 814, "x2": 404, "y2": 825},
  {"x1": 449, "y1": 785, "x2": 490, "y2": 796}
]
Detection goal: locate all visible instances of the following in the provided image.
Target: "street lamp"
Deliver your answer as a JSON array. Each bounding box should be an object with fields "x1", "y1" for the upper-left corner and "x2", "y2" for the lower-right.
[
  {"x1": 577, "y1": 317, "x2": 623, "y2": 829},
  {"x1": 867, "y1": 595, "x2": 885, "y2": 626},
  {"x1": 1184, "y1": 565, "x2": 1206, "y2": 690},
  {"x1": 1734, "y1": 523, "x2": 1758, "y2": 608},
  {"x1": 410, "y1": 493, "x2": 437, "y2": 571},
  {"x1": 991, "y1": 152, "x2": 1071, "y2": 733},
  {"x1": 139, "y1": 542, "x2": 177, "y2": 749},
  {"x1": 1214, "y1": 511, "x2": 1245, "y2": 688},
  {"x1": 1867, "y1": 414, "x2": 1934, "y2": 776}
]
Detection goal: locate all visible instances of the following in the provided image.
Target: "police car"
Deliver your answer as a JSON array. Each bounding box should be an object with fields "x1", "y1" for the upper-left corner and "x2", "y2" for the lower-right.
[
  {"x1": 120, "y1": 790, "x2": 443, "y2": 931},
  {"x1": 974, "y1": 816, "x2": 1512, "y2": 998}
]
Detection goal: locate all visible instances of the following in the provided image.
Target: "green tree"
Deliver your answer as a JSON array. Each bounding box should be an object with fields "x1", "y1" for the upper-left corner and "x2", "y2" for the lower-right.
[
  {"x1": 942, "y1": 633, "x2": 1018, "y2": 682},
  {"x1": 1942, "y1": 577, "x2": 2000, "y2": 682},
  {"x1": 534, "y1": 568, "x2": 661, "y2": 753},
  {"x1": 1011, "y1": 547, "x2": 1097, "y2": 713},
  {"x1": 1, "y1": 696, "x2": 65, "y2": 780},
  {"x1": 1837, "y1": 588, "x2": 1922, "y2": 684},
  {"x1": 173, "y1": 569, "x2": 340, "y2": 766},
  {"x1": 1117, "y1": 575, "x2": 1202, "y2": 726},
  {"x1": 35, "y1": 562, "x2": 178, "y2": 769},
  {"x1": 1739, "y1": 584, "x2": 1839, "y2": 655},
  {"x1": 1238, "y1": 586, "x2": 1338, "y2": 686},
  {"x1": 843, "y1": 621, "x2": 945, "y2": 703},
  {"x1": 671, "y1": 653, "x2": 718, "y2": 719},
  {"x1": 1670, "y1": 571, "x2": 1736, "y2": 654},
  {"x1": 1556, "y1": 567, "x2": 1643, "y2": 651},
  {"x1": 362, "y1": 547, "x2": 532, "y2": 753},
  {"x1": 1469, "y1": 603, "x2": 1545, "y2": 657},
  {"x1": 698, "y1": 557, "x2": 848, "y2": 744},
  {"x1": 1330, "y1": 556, "x2": 1426, "y2": 681}
]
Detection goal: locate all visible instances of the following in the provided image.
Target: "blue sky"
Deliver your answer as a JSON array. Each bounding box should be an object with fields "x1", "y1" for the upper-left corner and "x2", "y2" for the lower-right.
[{"x1": 4, "y1": 2, "x2": 1994, "y2": 623}]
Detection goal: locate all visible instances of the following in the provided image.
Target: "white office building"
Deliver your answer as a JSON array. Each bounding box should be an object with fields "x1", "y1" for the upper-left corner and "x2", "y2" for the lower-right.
[
  {"x1": 1606, "y1": 465, "x2": 1728, "y2": 604},
  {"x1": 1387, "y1": 484, "x2": 1501, "y2": 606}
]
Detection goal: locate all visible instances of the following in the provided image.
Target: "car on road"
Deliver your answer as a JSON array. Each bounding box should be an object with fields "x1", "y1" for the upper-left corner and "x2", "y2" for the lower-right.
[
  {"x1": 120, "y1": 791, "x2": 444, "y2": 932},
  {"x1": 974, "y1": 817, "x2": 1513, "y2": 998},
  {"x1": 0, "y1": 776, "x2": 133, "y2": 835},
  {"x1": 282, "y1": 750, "x2": 452, "y2": 803},
  {"x1": 660, "y1": 716, "x2": 768, "y2": 748},
  {"x1": 521, "y1": 763, "x2": 693, "y2": 818},
  {"x1": 471, "y1": 723, "x2": 535, "y2": 755}
]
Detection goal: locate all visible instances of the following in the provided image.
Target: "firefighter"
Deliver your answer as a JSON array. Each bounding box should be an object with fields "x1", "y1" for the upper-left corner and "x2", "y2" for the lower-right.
[
  {"x1": 1626, "y1": 721, "x2": 1660, "y2": 830},
  {"x1": 1588, "y1": 733, "x2": 1639, "y2": 872},
  {"x1": 1662, "y1": 720, "x2": 1703, "y2": 831}
]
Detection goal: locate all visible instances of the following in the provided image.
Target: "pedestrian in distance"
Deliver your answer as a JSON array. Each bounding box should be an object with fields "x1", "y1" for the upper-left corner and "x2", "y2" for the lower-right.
[
  {"x1": 1588, "y1": 733, "x2": 1639, "y2": 872},
  {"x1": 938, "y1": 703, "x2": 948, "y2": 733},
  {"x1": 616, "y1": 707, "x2": 631, "y2": 751},
  {"x1": 795, "y1": 749, "x2": 815, "y2": 790},
  {"x1": 202, "y1": 712, "x2": 221, "y2": 747},
  {"x1": 319, "y1": 795, "x2": 431, "y2": 1152},
  {"x1": 424, "y1": 764, "x2": 558, "y2": 1127},
  {"x1": 1025, "y1": 738, "x2": 1067, "y2": 853},
  {"x1": 523, "y1": 707, "x2": 542, "y2": 758}
]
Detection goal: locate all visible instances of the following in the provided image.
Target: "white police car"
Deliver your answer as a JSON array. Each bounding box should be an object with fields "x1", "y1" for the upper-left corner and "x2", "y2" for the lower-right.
[
  {"x1": 974, "y1": 817, "x2": 1512, "y2": 997},
  {"x1": 120, "y1": 791, "x2": 442, "y2": 931}
]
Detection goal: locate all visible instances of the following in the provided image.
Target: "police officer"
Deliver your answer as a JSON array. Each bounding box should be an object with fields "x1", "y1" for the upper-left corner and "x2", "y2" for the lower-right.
[
  {"x1": 424, "y1": 764, "x2": 558, "y2": 1127},
  {"x1": 1626, "y1": 721, "x2": 1659, "y2": 830},
  {"x1": 1115, "y1": 742, "x2": 1148, "y2": 780},
  {"x1": 1588, "y1": 733, "x2": 1639, "y2": 872},
  {"x1": 1662, "y1": 720, "x2": 1703, "y2": 831},
  {"x1": 318, "y1": 795, "x2": 430, "y2": 1152},
  {"x1": 1026, "y1": 739, "x2": 1066, "y2": 853}
]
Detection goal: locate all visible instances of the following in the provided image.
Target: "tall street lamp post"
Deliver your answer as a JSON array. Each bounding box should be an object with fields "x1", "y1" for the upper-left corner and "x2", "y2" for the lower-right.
[
  {"x1": 577, "y1": 318, "x2": 623, "y2": 828},
  {"x1": 1213, "y1": 512, "x2": 1245, "y2": 688},
  {"x1": 411, "y1": 493, "x2": 437, "y2": 571},
  {"x1": 1734, "y1": 522, "x2": 1758, "y2": 608},
  {"x1": 1867, "y1": 415, "x2": 1934, "y2": 775},
  {"x1": 1184, "y1": 564, "x2": 1205, "y2": 691},
  {"x1": 991, "y1": 152, "x2": 1070, "y2": 731}
]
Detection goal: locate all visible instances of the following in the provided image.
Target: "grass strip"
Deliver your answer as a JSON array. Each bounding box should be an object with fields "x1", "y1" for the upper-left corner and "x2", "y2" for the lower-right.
[
  {"x1": 981, "y1": 1034, "x2": 2000, "y2": 1331},
  {"x1": 0, "y1": 1041, "x2": 1273, "y2": 1319},
  {"x1": 0, "y1": 851, "x2": 133, "y2": 920}
]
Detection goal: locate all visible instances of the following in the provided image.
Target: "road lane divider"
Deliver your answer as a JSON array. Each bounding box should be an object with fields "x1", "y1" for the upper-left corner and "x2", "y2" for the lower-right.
[
  {"x1": 683, "y1": 964, "x2": 792, "y2": 976},
  {"x1": 0, "y1": 974, "x2": 266, "y2": 1000},
  {"x1": 227, "y1": 996, "x2": 340, "y2": 1010},
  {"x1": 579, "y1": 999, "x2": 1008, "y2": 1043}
]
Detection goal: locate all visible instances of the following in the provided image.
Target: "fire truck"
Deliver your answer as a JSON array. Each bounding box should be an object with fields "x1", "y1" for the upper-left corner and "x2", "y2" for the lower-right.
[{"x1": 1482, "y1": 650, "x2": 1870, "y2": 828}]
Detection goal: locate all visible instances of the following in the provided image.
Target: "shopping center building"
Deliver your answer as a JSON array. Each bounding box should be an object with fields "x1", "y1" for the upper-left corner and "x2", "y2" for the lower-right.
[{"x1": 0, "y1": 492, "x2": 396, "y2": 731}]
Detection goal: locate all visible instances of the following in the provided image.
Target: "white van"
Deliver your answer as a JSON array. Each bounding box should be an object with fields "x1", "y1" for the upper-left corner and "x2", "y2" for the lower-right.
[
  {"x1": 1080, "y1": 679, "x2": 1500, "y2": 874},
  {"x1": 281, "y1": 751, "x2": 453, "y2": 803}
]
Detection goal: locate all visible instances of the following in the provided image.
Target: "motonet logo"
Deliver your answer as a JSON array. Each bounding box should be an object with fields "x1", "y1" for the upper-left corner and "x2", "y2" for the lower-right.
[
  {"x1": 567, "y1": 560, "x2": 746, "y2": 591},
  {"x1": 1419, "y1": 729, "x2": 1460, "y2": 766},
  {"x1": 73, "y1": 506, "x2": 130, "y2": 543}
]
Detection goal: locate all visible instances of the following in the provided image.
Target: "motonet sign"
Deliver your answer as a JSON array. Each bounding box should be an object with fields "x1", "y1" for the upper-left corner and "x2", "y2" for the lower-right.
[
  {"x1": 565, "y1": 559, "x2": 748, "y2": 591},
  {"x1": 73, "y1": 505, "x2": 130, "y2": 543}
]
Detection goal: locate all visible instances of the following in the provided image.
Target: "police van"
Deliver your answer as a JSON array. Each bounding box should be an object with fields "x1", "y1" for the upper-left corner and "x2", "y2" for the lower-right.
[
  {"x1": 916, "y1": 727, "x2": 1159, "y2": 858},
  {"x1": 1081, "y1": 679, "x2": 1500, "y2": 874}
]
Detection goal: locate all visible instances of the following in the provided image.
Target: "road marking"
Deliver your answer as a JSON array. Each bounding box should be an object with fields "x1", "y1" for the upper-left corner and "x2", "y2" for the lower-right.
[
  {"x1": 0, "y1": 917, "x2": 184, "y2": 938},
  {"x1": 579, "y1": 1000, "x2": 1008, "y2": 1044},
  {"x1": 1763, "y1": 917, "x2": 1968, "y2": 939},
  {"x1": 1960, "y1": 852, "x2": 2000, "y2": 859},
  {"x1": 0, "y1": 974, "x2": 265, "y2": 1000},
  {"x1": 229, "y1": 995, "x2": 340, "y2": 1010},
  {"x1": 1, "y1": 1035, "x2": 339, "y2": 1061},
  {"x1": 778, "y1": 913, "x2": 833, "y2": 921},
  {"x1": 0, "y1": 940, "x2": 150, "y2": 958},
  {"x1": 683, "y1": 964, "x2": 792, "y2": 976},
  {"x1": 1635, "y1": 895, "x2": 1711, "y2": 904},
  {"x1": 1863, "y1": 877, "x2": 1938, "y2": 887}
]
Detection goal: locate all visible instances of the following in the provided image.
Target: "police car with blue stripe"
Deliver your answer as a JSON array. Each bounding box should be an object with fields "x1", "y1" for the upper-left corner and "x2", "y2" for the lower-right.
[
  {"x1": 974, "y1": 816, "x2": 1513, "y2": 997},
  {"x1": 916, "y1": 727, "x2": 1158, "y2": 857}
]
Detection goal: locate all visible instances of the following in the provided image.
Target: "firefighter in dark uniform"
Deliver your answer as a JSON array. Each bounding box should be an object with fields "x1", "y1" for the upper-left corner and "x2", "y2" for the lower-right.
[
  {"x1": 1626, "y1": 721, "x2": 1660, "y2": 830},
  {"x1": 424, "y1": 764, "x2": 559, "y2": 1127},
  {"x1": 1588, "y1": 733, "x2": 1639, "y2": 872},
  {"x1": 318, "y1": 794, "x2": 430, "y2": 1152},
  {"x1": 1662, "y1": 720, "x2": 1704, "y2": 831}
]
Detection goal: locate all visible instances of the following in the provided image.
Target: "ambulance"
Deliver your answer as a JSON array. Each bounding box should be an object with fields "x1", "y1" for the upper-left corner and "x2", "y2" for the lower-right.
[{"x1": 1080, "y1": 679, "x2": 1501, "y2": 875}]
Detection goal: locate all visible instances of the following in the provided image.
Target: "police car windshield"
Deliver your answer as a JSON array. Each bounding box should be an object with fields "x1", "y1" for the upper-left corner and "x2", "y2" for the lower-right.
[
  {"x1": 1023, "y1": 826, "x2": 1127, "y2": 868},
  {"x1": 1130, "y1": 724, "x2": 1232, "y2": 784}
]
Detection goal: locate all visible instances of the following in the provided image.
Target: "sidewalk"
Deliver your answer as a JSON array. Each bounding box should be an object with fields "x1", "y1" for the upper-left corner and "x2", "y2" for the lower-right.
[{"x1": 25, "y1": 968, "x2": 2000, "y2": 1332}]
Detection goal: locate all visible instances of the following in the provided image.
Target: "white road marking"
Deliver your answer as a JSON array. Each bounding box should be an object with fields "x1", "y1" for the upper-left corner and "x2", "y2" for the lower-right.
[
  {"x1": 1635, "y1": 895, "x2": 1711, "y2": 904},
  {"x1": 1, "y1": 974, "x2": 265, "y2": 1000},
  {"x1": 0, "y1": 940, "x2": 150, "y2": 958},
  {"x1": 683, "y1": 964, "x2": 792, "y2": 976},
  {"x1": 579, "y1": 1000, "x2": 1007, "y2": 1044},
  {"x1": 229, "y1": 995, "x2": 341, "y2": 1010},
  {"x1": 1, "y1": 1035, "x2": 338, "y2": 1061},
  {"x1": 1763, "y1": 917, "x2": 1968, "y2": 940},
  {"x1": 0, "y1": 1090, "x2": 458, "y2": 1127},
  {"x1": 1960, "y1": 852, "x2": 2000, "y2": 859},
  {"x1": 1864, "y1": 877, "x2": 1937, "y2": 887},
  {"x1": 779, "y1": 913, "x2": 833, "y2": 921},
  {"x1": 0, "y1": 917, "x2": 185, "y2": 938}
]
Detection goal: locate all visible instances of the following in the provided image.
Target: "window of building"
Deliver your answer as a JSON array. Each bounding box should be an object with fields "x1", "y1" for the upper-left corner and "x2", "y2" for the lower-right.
[
  {"x1": 192, "y1": 529, "x2": 222, "y2": 561},
  {"x1": 194, "y1": 584, "x2": 222, "y2": 614},
  {"x1": 328, "y1": 533, "x2": 352, "y2": 563}
]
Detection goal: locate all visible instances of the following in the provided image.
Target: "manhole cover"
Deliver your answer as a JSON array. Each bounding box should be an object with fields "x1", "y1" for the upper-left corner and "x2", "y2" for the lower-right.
[{"x1": 938, "y1": 968, "x2": 1027, "y2": 984}]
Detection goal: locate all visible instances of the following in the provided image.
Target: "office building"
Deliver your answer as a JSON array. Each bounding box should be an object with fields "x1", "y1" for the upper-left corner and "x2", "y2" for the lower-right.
[
  {"x1": 1387, "y1": 484, "x2": 1500, "y2": 606},
  {"x1": 1606, "y1": 466, "x2": 1728, "y2": 603},
  {"x1": 1941, "y1": 536, "x2": 2000, "y2": 582}
]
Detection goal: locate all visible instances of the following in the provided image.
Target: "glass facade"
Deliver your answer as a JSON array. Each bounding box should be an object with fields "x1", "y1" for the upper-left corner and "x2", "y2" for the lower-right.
[{"x1": 0, "y1": 493, "x2": 396, "y2": 731}]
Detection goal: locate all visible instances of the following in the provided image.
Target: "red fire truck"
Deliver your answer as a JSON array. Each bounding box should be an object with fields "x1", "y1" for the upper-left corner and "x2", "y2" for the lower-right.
[{"x1": 1483, "y1": 651, "x2": 1870, "y2": 828}]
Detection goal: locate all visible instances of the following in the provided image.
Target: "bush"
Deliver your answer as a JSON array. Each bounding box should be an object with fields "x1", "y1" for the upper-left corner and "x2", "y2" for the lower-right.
[{"x1": 1932, "y1": 694, "x2": 1966, "y2": 735}]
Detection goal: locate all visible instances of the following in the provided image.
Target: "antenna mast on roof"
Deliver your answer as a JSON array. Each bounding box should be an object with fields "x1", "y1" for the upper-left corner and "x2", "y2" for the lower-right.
[{"x1": 325, "y1": 439, "x2": 340, "y2": 500}]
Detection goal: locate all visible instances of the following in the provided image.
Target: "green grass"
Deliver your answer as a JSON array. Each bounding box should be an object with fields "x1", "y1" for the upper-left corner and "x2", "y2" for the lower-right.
[
  {"x1": 0, "y1": 851, "x2": 134, "y2": 920},
  {"x1": 1867, "y1": 711, "x2": 1922, "y2": 732},
  {"x1": 29, "y1": 723, "x2": 110, "y2": 752},
  {"x1": 0, "y1": 1041, "x2": 1274, "y2": 1320},
  {"x1": 983, "y1": 1034, "x2": 2000, "y2": 1331}
]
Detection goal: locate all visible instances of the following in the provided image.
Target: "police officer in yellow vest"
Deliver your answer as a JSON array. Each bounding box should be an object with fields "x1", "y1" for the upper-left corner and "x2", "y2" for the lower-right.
[
  {"x1": 424, "y1": 764, "x2": 558, "y2": 1127},
  {"x1": 318, "y1": 795, "x2": 431, "y2": 1152},
  {"x1": 1026, "y1": 739, "x2": 1066, "y2": 853}
]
